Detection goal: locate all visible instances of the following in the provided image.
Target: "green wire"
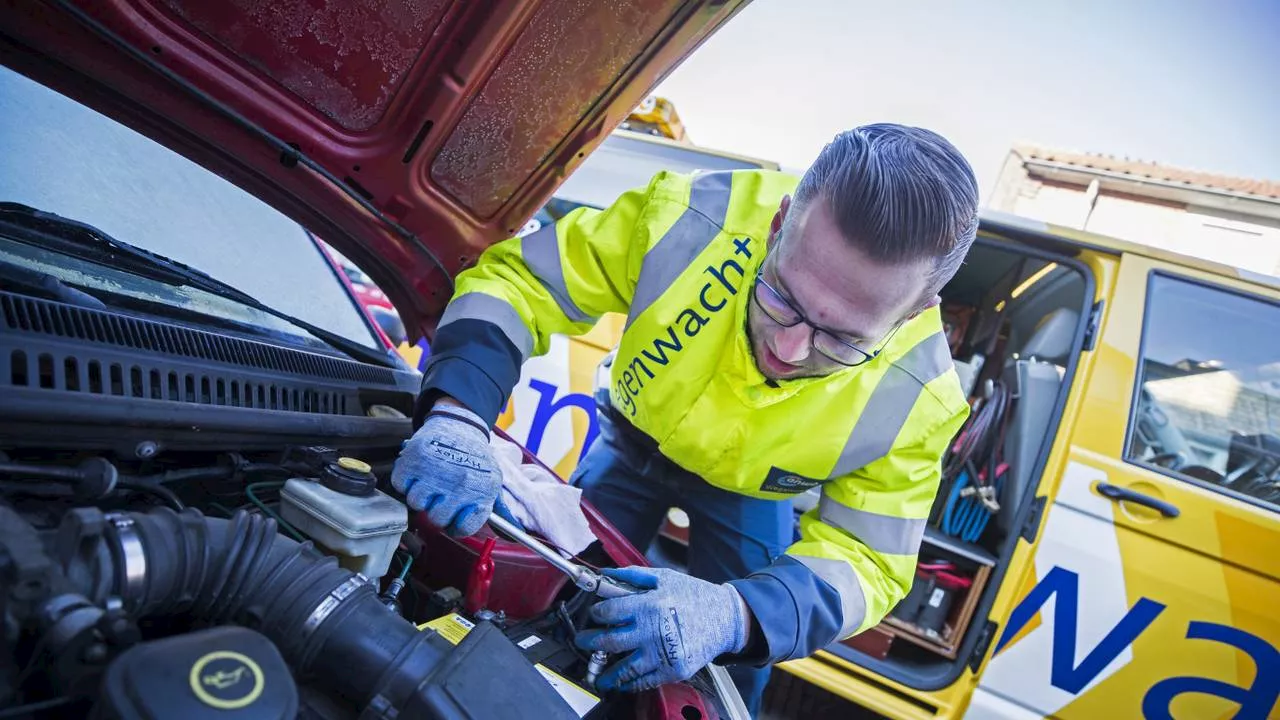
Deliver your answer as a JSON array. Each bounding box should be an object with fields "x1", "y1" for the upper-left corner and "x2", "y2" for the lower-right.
[
  {"x1": 245, "y1": 481, "x2": 304, "y2": 542},
  {"x1": 208, "y1": 502, "x2": 237, "y2": 518},
  {"x1": 397, "y1": 553, "x2": 414, "y2": 582}
]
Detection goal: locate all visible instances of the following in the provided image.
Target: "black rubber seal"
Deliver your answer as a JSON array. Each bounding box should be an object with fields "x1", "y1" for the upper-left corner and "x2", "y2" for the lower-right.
[{"x1": 320, "y1": 462, "x2": 377, "y2": 497}]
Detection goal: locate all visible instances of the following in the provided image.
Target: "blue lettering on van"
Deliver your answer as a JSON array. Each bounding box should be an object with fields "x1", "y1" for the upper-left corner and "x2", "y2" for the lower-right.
[
  {"x1": 995, "y1": 566, "x2": 1165, "y2": 693},
  {"x1": 997, "y1": 565, "x2": 1279, "y2": 717},
  {"x1": 613, "y1": 236, "x2": 753, "y2": 417},
  {"x1": 524, "y1": 379, "x2": 599, "y2": 464},
  {"x1": 414, "y1": 338, "x2": 431, "y2": 372},
  {"x1": 402, "y1": 337, "x2": 432, "y2": 373},
  {"x1": 1141, "y1": 622, "x2": 1279, "y2": 720}
]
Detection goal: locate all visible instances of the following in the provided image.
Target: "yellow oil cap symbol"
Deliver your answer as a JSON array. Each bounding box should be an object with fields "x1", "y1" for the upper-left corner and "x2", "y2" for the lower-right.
[
  {"x1": 190, "y1": 651, "x2": 264, "y2": 709},
  {"x1": 337, "y1": 457, "x2": 372, "y2": 474}
]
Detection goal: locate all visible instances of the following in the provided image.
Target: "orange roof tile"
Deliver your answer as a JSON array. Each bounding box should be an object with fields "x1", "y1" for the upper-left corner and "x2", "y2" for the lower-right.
[{"x1": 1013, "y1": 144, "x2": 1280, "y2": 200}]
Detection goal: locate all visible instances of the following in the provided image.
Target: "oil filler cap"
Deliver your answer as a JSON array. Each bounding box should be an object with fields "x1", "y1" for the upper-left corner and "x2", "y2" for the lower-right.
[
  {"x1": 96, "y1": 626, "x2": 296, "y2": 719},
  {"x1": 320, "y1": 457, "x2": 377, "y2": 496}
]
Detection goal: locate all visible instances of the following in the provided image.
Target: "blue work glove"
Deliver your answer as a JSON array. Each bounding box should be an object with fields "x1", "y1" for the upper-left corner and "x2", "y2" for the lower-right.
[
  {"x1": 575, "y1": 567, "x2": 750, "y2": 692},
  {"x1": 391, "y1": 404, "x2": 520, "y2": 536}
]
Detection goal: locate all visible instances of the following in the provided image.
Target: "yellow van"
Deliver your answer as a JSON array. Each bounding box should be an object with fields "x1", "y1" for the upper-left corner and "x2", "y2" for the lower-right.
[
  {"x1": 504, "y1": 190, "x2": 1279, "y2": 718},
  {"x1": 756, "y1": 211, "x2": 1280, "y2": 720}
]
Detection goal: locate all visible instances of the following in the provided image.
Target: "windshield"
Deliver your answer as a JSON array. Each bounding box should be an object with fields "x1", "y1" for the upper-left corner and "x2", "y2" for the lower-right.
[{"x1": 0, "y1": 66, "x2": 381, "y2": 350}]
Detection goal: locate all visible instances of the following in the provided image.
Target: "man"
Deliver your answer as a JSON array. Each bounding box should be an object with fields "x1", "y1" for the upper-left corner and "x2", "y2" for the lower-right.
[{"x1": 392, "y1": 123, "x2": 979, "y2": 716}]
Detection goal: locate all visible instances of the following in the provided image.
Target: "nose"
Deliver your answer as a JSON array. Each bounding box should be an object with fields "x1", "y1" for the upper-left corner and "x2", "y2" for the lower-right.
[{"x1": 771, "y1": 323, "x2": 812, "y2": 364}]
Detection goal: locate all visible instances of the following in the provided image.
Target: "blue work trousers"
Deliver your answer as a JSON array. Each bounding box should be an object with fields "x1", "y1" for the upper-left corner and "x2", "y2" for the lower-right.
[{"x1": 568, "y1": 414, "x2": 792, "y2": 718}]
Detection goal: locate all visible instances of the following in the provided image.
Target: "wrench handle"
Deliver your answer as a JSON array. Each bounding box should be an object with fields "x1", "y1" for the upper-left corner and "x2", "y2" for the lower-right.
[
  {"x1": 487, "y1": 514, "x2": 647, "y2": 598},
  {"x1": 487, "y1": 513, "x2": 586, "y2": 584}
]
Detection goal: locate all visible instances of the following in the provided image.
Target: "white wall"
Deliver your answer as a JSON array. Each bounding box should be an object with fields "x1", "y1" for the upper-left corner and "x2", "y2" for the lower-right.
[
  {"x1": 1006, "y1": 182, "x2": 1095, "y2": 229},
  {"x1": 995, "y1": 169, "x2": 1280, "y2": 276},
  {"x1": 1090, "y1": 196, "x2": 1280, "y2": 273}
]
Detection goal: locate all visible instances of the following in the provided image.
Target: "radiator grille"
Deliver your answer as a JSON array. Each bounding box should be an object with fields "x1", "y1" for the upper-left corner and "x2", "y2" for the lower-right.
[
  {"x1": 8, "y1": 348, "x2": 350, "y2": 415},
  {"x1": 1, "y1": 293, "x2": 394, "y2": 385}
]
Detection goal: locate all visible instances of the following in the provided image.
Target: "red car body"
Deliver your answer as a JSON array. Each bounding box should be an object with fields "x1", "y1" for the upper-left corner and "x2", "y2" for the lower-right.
[
  {"x1": 0, "y1": 2, "x2": 753, "y2": 717},
  {"x1": 1, "y1": 0, "x2": 749, "y2": 343}
]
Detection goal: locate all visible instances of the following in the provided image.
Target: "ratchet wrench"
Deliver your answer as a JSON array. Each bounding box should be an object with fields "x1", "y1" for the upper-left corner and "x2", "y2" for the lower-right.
[
  {"x1": 487, "y1": 513, "x2": 648, "y2": 690},
  {"x1": 487, "y1": 513, "x2": 646, "y2": 599}
]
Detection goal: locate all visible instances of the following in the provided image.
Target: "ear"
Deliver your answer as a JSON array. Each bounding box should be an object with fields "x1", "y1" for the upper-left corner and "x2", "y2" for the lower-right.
[
  {"x1": 768, "y1": 195, "x2": 791, "y2": 249},
  {"x1": 907, "y1": 294, "x2": 942, "y2": 320}
]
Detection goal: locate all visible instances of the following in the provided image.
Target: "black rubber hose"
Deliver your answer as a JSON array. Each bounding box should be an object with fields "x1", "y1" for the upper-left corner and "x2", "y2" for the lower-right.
[
  {"x1": 0, "y1": 458, "x2": 117, "y2": 498},
  {"x1": 127, "y1": 461, "x2": 288, "y2": 485},
  {"x1": 112, "y1": 481, "x2": 184, "y2": 511},
  {"x1": 78, "y1": 508, "x2": 454, "y2": 709}
]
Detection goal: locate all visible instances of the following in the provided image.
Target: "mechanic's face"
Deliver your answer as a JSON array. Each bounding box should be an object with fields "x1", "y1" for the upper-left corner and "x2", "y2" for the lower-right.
[{"x1": 746, "y1": 196, "x2": 934, "y2": 381}]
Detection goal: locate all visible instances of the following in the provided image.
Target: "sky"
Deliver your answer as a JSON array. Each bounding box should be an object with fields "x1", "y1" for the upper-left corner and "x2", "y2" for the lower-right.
[{"x1": 653, "y1": 0, "x2": 1280, "y2": 203}]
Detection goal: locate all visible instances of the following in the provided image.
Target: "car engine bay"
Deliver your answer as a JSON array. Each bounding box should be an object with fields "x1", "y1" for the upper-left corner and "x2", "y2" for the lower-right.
[{"x1": 0, "y1": 289, "x2": 744, "y2": 720}]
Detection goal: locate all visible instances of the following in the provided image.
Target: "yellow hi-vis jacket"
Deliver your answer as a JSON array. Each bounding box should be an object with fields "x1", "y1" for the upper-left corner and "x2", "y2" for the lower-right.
[{"x1": 418, "y1": 169, "x2": 970, "y2": 663}]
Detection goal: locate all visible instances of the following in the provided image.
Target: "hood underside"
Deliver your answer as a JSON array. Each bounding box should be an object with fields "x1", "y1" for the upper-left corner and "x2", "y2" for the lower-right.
[{"x1": 0, "y1": 0, "x2": 748, "y2": 338}]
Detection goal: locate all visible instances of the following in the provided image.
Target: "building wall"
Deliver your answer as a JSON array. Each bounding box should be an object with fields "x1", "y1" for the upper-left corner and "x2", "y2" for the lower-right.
[
  {"x1": 991, "y1": 155, "x2": 1280, "y2": 275},
  {"x1": 1091, "y1": 196, "x2": 1280, "y2": 273},
  {"x1": 1003, "y1": 180, "x2": 1096, "y2": 228}
]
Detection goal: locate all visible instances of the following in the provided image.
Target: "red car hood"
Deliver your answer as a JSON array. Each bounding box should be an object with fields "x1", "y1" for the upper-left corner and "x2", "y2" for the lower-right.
[{"x1": 0, "y1": 0, "x2": 748, "y2": 338}]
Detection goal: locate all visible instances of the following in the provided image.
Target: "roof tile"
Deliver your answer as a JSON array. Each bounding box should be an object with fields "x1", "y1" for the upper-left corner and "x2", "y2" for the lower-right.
[{"x1": 1013, "y1": 144, "x2": 1280, "y2": 200}]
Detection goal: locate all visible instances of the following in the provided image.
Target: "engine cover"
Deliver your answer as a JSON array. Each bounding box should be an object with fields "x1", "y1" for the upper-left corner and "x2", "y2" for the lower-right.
[{"x1": 94, "y1": 627, "x2": 297, "y2": 720}]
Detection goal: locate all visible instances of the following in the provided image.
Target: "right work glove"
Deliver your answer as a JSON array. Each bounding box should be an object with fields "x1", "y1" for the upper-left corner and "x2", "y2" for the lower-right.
[
  {"x1": 574, "y1": 566, "x2": 750, "y2": 692},
  {"x1": 391, "y1": 403, "x2": 508, "y2": 537}
]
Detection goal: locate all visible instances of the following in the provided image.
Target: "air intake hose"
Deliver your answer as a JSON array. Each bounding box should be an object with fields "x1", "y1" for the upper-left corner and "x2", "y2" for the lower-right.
[{"x1": 59, "y1": 507, "x2": 453, "y2": 711}]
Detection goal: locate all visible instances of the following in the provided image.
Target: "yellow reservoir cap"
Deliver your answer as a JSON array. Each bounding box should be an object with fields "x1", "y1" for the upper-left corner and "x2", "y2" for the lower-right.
[{"x1": 336, "y1": 457, "x2": 372, "y2": 474}]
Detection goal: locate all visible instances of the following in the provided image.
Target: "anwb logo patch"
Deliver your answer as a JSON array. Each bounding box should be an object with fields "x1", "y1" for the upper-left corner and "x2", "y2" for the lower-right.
[{"x1": 760, "y1": 466, "x2": 824, "y2": 494}]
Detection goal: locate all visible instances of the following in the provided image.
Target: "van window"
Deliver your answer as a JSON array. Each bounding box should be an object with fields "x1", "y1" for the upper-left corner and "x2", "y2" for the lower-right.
[{"x1": 1127, "y1": 273, "x2": 1280, "y2": 511}]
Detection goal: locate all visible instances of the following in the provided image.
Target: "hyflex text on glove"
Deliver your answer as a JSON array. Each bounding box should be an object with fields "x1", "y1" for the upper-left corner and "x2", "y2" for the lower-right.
[{"x1": 391, "y1": 403, "x2": 502, "y2": 537}]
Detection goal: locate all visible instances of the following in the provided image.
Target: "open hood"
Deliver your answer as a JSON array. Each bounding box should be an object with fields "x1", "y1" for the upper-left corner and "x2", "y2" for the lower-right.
[{"x1": 0, "y1": 0, "x2": 749, "y2": 338}]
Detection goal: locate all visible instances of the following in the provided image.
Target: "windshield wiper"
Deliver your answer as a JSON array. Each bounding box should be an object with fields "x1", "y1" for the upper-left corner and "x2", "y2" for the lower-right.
[
  {"x1": 0, "y1": 203, "x2": 400, "y2": 369},
  {"x1": 0, "y1": 258, "x2": 108, "y2": 309}
]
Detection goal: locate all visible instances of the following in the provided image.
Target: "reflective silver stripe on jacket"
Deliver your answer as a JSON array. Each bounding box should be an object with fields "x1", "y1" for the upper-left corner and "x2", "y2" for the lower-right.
[
  {"x1": 627, "y1": 171, "x2": 735, "y2": 327},
  {"x1": 437, "y1": 292, "x2": 534, "y2": 361},
  {"x1": 793, "y1": 555, "x2": 868, "y2": 638},
  {"x1": 522, "y1": 223, "x2": 597, "y2": 325},
  {"x1": 829, "y1": 331, "x2": 954, "y2": 478},
  {"x1": 818, "y1": 493, "x2": 926, "y2": 556}
]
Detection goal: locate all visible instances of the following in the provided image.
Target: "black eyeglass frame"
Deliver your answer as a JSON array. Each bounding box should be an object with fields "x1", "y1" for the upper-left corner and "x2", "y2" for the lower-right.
[{"x1": 750, "y1": 268, "x2": 902, "y2": 367}]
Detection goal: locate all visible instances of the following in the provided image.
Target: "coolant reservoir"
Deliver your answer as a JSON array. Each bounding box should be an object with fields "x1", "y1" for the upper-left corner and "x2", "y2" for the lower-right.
[{"x1": 280, "y1": 458, "x2": 407, "y2": 580}]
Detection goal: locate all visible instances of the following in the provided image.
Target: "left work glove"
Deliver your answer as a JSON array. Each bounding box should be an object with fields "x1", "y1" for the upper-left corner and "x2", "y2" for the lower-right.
[
  {"x1": 390, "y1": 404, "x2": 522, "y2": 536},
  {"x1": 574, "y1": 567, "x2": 750, "y2": 692}
]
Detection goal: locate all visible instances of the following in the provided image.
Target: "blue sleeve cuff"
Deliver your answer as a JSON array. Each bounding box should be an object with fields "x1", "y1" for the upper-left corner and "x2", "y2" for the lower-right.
[
  {"x1": 726, "y1": 556, "x2": 846, "y2": 666},
  {"x1": 414, "y1": 318, "x2": 523, "y2": 428}
]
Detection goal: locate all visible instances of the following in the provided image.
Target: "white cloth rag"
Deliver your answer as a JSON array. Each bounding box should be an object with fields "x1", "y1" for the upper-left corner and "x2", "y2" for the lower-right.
[{"x1": 490, "y1": 435, "x2": 596, "y2": 556}]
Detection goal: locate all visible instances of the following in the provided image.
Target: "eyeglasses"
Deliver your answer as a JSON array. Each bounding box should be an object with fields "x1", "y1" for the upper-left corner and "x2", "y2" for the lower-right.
[{"x1": 751, "y1": 268, "x2": 900, "y2": 367}]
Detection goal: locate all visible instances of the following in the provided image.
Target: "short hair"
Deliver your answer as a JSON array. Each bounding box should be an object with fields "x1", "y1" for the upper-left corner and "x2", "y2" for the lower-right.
[{"x1": 791, "y1": 124, "x2": 979, "y2": 298}]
